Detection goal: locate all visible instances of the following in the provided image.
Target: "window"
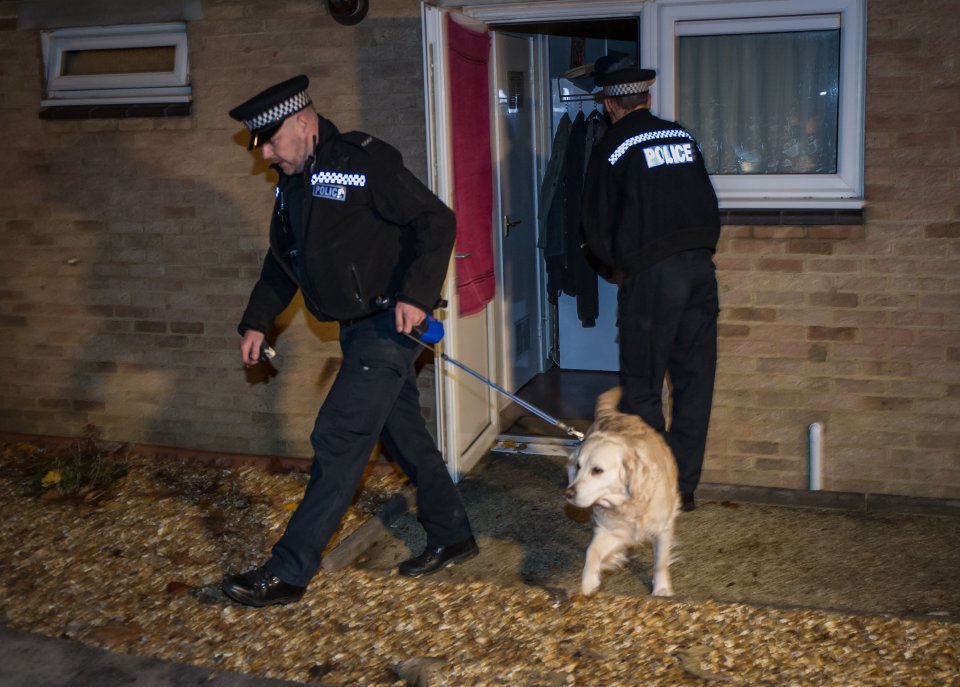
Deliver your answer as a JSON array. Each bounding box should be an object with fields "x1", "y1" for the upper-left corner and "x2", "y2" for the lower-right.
[
  {"x1": 644, "y1": 0, "x2": 865, "y2": 209},
  {"x1": 41, "y1": 23, "x2": 191, "y2": 108}
]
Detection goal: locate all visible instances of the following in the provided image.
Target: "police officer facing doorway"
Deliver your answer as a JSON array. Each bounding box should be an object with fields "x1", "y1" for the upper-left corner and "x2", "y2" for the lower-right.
[
  {"x1": 221, "y1": 75, "x2": 477, "y2": 607},
  {"x1": 581, "y1": 62, "x2": 721, "y2": 513}
]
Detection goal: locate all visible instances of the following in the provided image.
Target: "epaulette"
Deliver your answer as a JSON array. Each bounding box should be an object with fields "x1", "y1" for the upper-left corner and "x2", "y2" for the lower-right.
[{"x1": 342, "y1": 131, "x2": 403, "y2": 166}]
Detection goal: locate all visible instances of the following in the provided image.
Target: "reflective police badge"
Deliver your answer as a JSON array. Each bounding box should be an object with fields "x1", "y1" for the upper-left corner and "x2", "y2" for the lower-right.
[
  {"x1": 313, "y1": 183, "x2": 347, "y2": 201},
  {"x1": 310, "y1": 170, "x2": 366, "y2": 202}
]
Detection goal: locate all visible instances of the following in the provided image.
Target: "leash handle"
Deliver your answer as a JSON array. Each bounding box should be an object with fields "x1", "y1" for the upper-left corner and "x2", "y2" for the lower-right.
[
  {"x1": 375, "y1": 295, "x2": 445, "y2": 344},
  {"x1": 412, "y1": 316, "x2": 444, "y2": 344}
]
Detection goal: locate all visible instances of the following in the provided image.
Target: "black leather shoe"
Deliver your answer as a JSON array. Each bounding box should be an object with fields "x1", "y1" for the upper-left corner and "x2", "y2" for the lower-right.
[
  {"x1": 220, "y1": 565, "x2": 306, "y2": 607},
  {"x1": 397, "y1": 537, "x2": 479, "y2": 577},
  {"x1": 681, "y1": 492, "x2": 697, "y2": 512}
]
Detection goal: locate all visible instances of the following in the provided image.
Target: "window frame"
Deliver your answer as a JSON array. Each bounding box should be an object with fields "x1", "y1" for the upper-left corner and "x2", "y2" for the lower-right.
[
  {"x1": 643, "y1": 0, "x2": 866, "y2": 209},
  {"x1": 41, "y1": 22, "x2": 191, "y2": 106}
]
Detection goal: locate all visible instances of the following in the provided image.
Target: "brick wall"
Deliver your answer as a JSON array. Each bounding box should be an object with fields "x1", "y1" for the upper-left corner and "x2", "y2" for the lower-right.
[
  {"x1": 0, "y1": 0, "x2": 957, "y2": 498},
  {"x1": 704, "y1": 0, "x2": 960, "y2": 498},
  {"x1": 0, "y1": 0, "x2": 429, "y2": 457}
]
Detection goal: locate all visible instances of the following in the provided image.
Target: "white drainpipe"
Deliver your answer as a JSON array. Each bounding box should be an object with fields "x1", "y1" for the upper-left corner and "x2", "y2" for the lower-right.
[{"x1": 808, "y1": 421, "x2": 824, "y2": 491}]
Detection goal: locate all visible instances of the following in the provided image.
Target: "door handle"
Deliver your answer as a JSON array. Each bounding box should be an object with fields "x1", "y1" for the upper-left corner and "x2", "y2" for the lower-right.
[{"x1": 503, "y1": 214, "x2": 523, "y2": 237}]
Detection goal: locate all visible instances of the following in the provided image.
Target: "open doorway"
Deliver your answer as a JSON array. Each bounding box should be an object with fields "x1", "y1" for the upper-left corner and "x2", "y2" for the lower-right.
[{"x1": 491, "y1": 17, "x2": 638, "y2": 441}]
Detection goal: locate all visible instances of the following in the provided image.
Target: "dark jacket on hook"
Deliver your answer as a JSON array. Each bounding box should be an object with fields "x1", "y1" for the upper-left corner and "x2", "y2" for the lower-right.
[{"x1": 561, "y1": 111, "x2": 598, "y2": 327}]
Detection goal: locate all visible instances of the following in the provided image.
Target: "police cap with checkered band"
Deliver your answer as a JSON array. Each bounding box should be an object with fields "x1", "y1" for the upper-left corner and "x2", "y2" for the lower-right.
[
  {"x1": 594, "y1": 66, "x2": 657, "y2": 97},
  {"x1": 229, "y1": 75, "x2": 312, "y2": 149}
]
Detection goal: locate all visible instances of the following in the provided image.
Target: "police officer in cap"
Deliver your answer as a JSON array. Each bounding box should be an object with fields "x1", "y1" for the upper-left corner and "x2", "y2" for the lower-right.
[
  {"x1": 221, "y1": 75, "x2": 477, "y2": 607},
  {"x1": 580, "y1": 60, "x2": 721, "y2": 513}
]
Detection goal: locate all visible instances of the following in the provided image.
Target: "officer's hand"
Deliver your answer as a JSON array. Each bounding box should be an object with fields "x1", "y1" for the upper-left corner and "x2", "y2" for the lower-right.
[
  {"x1": 395, "y1": 301, "x2": 425, "y2": 335},
  {"x1": 240, "y1": 330, "x2": 266, "y2": 367}
]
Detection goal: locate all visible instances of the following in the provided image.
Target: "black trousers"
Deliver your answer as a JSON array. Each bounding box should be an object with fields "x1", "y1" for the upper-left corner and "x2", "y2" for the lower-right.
[
  {"x1": 617, "y1": 249, "x2": 719, "y2": 494},
  {"x1": 266, "y1": 311, "x2": 473, "y2": 587}
]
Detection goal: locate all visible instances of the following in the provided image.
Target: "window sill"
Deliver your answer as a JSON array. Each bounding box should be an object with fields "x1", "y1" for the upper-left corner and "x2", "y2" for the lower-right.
[
  {"x1": 721, "y1": 208, "x2": 863, "y2": 227},
  {"x1": 39, "y1": 103, "x2": 191, "y2": 119}
]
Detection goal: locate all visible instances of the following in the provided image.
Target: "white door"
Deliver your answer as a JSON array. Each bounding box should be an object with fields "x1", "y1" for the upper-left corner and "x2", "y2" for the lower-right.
[
  {"x1": 492, "y1": 31, "x2": 547, "y2": 394},
  {"x1": 422, "y1": 5, "x2": 500, "y2": 479}
]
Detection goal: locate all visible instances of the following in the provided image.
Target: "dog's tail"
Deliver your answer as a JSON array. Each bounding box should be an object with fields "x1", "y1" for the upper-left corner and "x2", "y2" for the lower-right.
[{"x1": 595, "y1": 386, "x2": 623, "y2": 417}]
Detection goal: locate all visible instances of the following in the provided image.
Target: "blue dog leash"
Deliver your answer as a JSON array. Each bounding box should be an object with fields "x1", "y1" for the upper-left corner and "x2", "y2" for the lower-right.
[{"x1": 404, "y1": 314, "x2": 585, "y2": 443}]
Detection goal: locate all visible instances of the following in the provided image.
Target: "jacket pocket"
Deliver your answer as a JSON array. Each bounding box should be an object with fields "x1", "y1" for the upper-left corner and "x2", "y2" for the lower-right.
[{"x1": 358, "y1": 342, "x2": 407, "y2": 380}]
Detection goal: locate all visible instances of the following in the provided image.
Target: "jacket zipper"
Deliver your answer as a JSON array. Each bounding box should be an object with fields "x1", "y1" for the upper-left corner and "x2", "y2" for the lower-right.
[
  {"x1": 273, "y1": 187, "x2": 326, "y2": 317},
  {"x1": 349, "y1": 264, "x2": 364, "y2": 304}
]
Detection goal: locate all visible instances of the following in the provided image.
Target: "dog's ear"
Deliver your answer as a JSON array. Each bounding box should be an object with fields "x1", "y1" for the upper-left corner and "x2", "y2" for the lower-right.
[
  {"x1": 623, "y1": 447, "x2": 649, "y2": 500},
  {"x1": 619, "y1": 458, "x2": 632, "y2": 498},
  {"x1": 566, "y1": 446, "x2": 582, "y2": 485},
  {"x1": 617, "y1": 444, "x2": 639, "y2": 498}
]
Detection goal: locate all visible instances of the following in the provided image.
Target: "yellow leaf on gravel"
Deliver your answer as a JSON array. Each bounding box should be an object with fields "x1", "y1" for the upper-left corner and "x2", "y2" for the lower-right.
[{"x1": 41, "y1": 470, "x2": 62, "y2": 487}]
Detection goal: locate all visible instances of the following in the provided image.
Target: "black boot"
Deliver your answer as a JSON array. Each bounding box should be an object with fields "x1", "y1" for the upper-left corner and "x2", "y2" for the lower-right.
[
  {"x1": 221, "y1": 565, "x2": 306, "y2": 607},
  {"x1": 681, "y1": 492, "x2": 696, "y2": 512},
  {"x1": 397, "y1": 537, "x2": 479, "y2": 577}
]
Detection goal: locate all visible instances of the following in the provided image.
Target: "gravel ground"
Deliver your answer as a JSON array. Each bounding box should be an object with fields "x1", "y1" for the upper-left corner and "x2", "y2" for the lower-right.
[
  {"x1": 1, "y1": 443, "x2": 958, "y2": 686},
  {"x1": 359, "y1": 451, "x2": 960, "y2": 620}
]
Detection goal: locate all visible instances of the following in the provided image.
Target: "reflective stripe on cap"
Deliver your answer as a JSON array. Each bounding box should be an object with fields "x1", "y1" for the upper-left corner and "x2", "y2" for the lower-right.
[{"x1": 244, "y1": 91, "x2": 312, "y2": 131}]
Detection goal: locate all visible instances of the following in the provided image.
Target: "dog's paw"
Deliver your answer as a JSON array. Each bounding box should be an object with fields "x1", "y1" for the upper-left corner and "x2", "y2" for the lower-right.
[
  {"x1": 581, "y1": 574, "x2": 601, "y2": 597},
  {"x1": 652, "y1": 582, "x2": 674, "y2": 597}
]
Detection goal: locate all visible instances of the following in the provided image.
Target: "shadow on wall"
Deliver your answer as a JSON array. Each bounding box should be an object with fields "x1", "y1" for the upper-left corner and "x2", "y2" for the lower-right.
[{"x1": 28, "y1": 121, "x2": 340, "y2": 458}]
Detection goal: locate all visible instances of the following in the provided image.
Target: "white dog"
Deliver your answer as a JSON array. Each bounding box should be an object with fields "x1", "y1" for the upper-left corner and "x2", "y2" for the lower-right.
[{"x1": 565, "y1": 387, "x2": 679, "y2": 597}]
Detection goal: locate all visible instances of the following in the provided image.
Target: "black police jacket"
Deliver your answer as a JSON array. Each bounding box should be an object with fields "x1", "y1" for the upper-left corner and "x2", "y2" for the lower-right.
[
  {"x1": 239, "y1": 115, "x2": 456, "y2": 334},
  {"x1": 580, "y1": 108, "x2": 720, "y2": 277}
]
